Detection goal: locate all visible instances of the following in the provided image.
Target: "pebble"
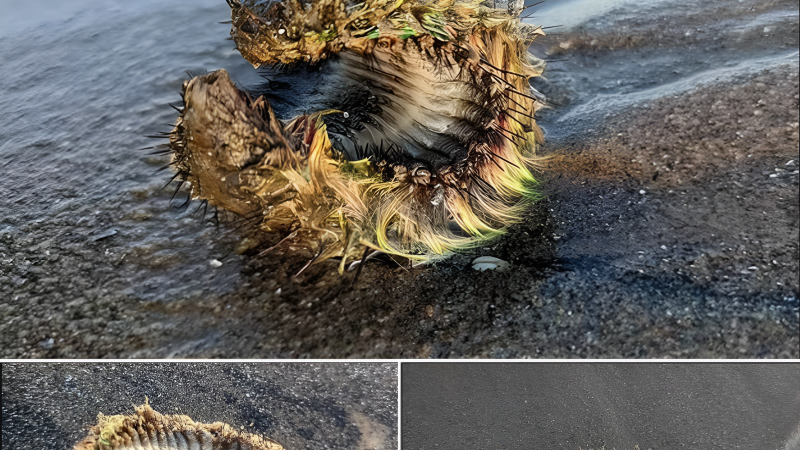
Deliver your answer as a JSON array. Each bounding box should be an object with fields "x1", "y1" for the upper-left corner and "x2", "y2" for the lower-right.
[
  {"x1": 92, "y1": 229, "x2": 117, "y2": 241},
  {"x1": 210, "y1": 259, "x2": 223, "y2": 268},
  {"x1": 471, "y1": 256, "x2": 509, "y2": 271},
  {"x1": 639, "y1": 190, "x2": 646, "y2": 195}
]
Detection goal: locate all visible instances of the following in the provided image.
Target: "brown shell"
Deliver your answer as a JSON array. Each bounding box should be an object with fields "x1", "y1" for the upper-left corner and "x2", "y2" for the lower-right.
[{"x1": 73, "y1": 404, "x2": 284, "y2": 450}]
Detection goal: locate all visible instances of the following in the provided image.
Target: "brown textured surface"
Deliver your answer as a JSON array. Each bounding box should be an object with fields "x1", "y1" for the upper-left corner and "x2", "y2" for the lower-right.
[
  {"x1": 73, "y1": 403, "x2": 283, "y2": 450},
  {"x1": 169, "y1": 0, "x2": 548, "y2": 264}
]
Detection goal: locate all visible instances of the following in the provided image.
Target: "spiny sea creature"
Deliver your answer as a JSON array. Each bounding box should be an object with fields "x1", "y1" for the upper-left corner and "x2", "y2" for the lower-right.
[
  {"x1": 165, "y1": 0, "x2": 548, "y2": 272},
  {"x1": 73, "y1": 403, "x2": 283, "y2": 450}
]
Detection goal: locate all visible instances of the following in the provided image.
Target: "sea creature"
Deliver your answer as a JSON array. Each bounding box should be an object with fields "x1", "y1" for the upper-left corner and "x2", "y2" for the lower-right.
[
  {"x1": 73, "y1": 403, "x2": 283, "y2": 450},
  {"x1": 165, "y1": 0, "x2": 548, "y2": 272}
]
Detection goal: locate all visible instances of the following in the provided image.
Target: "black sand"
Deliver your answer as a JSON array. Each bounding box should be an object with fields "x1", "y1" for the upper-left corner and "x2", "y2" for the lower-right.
[{"x1": 402, "y1": 363, "x2": 800, "y2": 450}]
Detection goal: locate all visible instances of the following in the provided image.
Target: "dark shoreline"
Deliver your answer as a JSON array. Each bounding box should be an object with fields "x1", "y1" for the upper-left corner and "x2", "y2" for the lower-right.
[
  {"x1": 1, "y1": 0, "x2": 798, "y2": 359},
  {"x1": 3, "y1": 67, "x2": 795, "y2": 359}
]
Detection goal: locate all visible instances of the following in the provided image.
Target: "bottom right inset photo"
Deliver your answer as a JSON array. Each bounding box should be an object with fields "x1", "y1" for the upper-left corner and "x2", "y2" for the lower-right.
[{"x1": 402, "y1": 363, "x2": 800, "y2": 450}]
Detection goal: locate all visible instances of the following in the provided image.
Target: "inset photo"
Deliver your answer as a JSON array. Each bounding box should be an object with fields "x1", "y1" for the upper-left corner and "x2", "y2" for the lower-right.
[
  {"x1": 2, "y1": 362, "x2": 397, "y2": 450},
  {"x1": 402, "y1": 362, "x2": 800, "y2": 450}
]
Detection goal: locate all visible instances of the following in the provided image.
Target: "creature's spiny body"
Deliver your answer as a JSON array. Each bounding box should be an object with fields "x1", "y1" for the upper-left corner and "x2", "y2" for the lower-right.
[
  {"x1": 73, "y1": 404, "x2": 283, "y2": 450},
  {"x1": 168, "y1": 0, "x2": 547, "y2": 270}
]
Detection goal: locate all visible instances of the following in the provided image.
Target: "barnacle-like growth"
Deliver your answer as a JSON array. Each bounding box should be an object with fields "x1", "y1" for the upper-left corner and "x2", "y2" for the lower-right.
[
  {"x1": 167, "y1": 0, "x2": 548, "y2": 270},
  {"x1": 73, "y1": 403, "x2": 283, "y2": 450}
]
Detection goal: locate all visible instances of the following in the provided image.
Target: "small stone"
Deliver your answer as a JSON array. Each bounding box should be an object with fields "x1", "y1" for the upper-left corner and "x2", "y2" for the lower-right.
[
  {"x1": 639, "y1": 190, "x2": 646, "y2": 195},
  {"x1": 92, "y1": 229, "x2": 117, "y2": 241},
  {"x1": 38, "y1": 338, "x2": 54, "y2": 349},
  {"x1": 660, "y1": 245, "x2": 667, "y2": 250},
  {"x1": 210, "y1": 259, "x2": 223, "y2": 268},
  {"x1": 471, "y1": 256, "x2": 509, "y2": 271}
]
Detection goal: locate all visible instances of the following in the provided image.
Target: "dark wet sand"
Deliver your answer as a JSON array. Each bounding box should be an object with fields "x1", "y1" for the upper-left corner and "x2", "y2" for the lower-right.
[
  {"x1": 3, "y1": 68, "x2": 796, "y2": 359},
  {"x1": 1, "y1": 0, "x2": 798, "y2": 358},
  {"x1": 402, "y1": 363, "x2": 800, "y2": 450},
  {"x1": 1, "y1": 363, "x2": 397, "y2": 450}
]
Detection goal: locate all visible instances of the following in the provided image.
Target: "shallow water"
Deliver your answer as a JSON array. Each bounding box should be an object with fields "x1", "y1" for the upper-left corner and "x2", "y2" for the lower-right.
[
  {"x1": 0, "y1": 0, "x2": 798, "y2": 355},
  {"x1": 528, "y1": 0, "x2": 676, "y2": 31},
  {"x1": 1, "y1": 0, "x2": 261, "y2": 301},
  {"x1": 527, "y1": 0, "x2": 799, "y2": 140}
]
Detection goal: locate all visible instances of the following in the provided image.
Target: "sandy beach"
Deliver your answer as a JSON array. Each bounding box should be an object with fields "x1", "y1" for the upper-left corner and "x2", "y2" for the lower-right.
[{"x1": 0, "y1": 0, "x2": 797, "y2": 358}]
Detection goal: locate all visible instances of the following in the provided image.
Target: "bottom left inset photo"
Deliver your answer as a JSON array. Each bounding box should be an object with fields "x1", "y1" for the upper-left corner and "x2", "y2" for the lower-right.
[{"x1": 1, "y1": 362, "x2": 397, "y2": 450}]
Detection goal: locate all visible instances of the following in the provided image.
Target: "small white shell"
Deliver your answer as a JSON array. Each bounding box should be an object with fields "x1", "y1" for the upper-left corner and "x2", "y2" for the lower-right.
[{"x1": 471, "y1": 256, "x2": 509, "y2": 271}]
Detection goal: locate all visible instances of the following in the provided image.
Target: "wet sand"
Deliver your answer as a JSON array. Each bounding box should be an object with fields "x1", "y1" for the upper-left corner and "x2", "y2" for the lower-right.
[
  {"x1": 1, "y1": 363, "x2": 397, "y2": 450},
  {"x1": 402, "y1": 363, "x2": 800, "y2": 450},
  {"x1": 1, "y1": 0, "x2": 798, "y2": 358}
]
